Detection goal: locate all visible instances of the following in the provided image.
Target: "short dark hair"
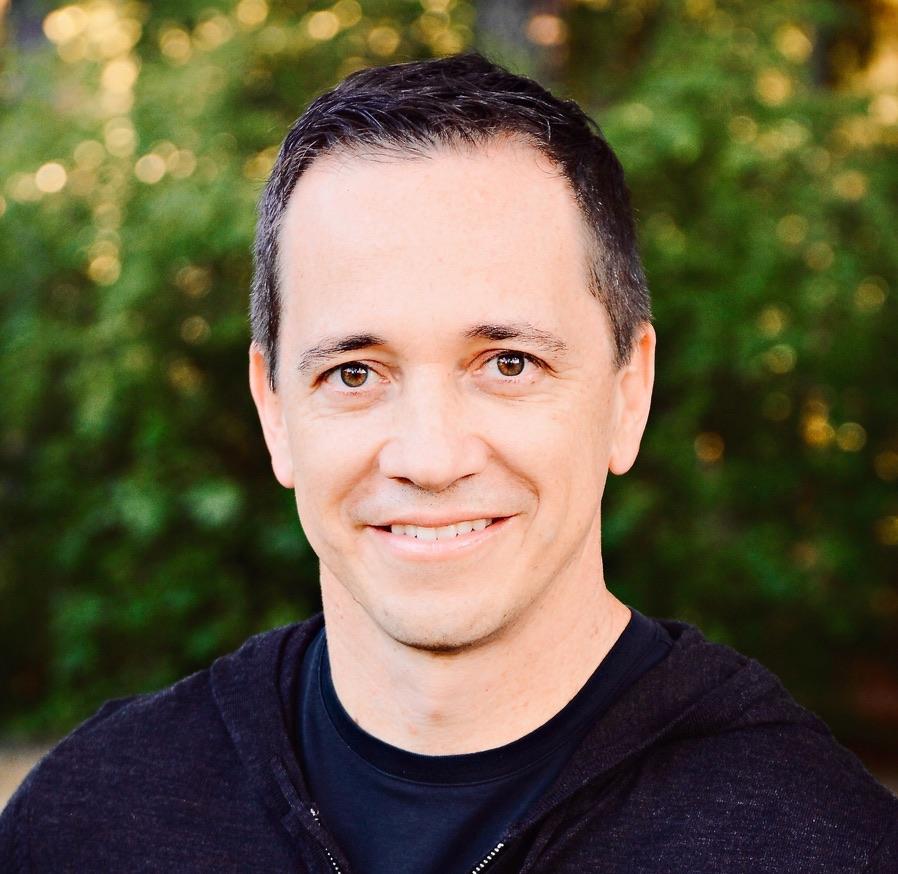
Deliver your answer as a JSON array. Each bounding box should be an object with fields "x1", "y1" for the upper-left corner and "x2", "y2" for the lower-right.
[{"x1": 251, "y1": 52, "x2": 651, "y2": 391}]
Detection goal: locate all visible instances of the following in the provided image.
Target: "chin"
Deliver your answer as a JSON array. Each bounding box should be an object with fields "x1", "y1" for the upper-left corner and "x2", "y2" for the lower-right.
[{"x1": 375, "y1": 602, "x2": 512, "y2": 655}]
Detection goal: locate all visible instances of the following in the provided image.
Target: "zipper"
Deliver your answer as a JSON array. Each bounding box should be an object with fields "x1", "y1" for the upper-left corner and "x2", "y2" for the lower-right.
[
  {"x1": 309, "y1": 806, "x2": 343, "y2": 874},
  {"x1": 470, "y1": 841, "x2": 505, "y2": 872},
  {"x1": 310, "y1": 802, "x2": 504, "y2": 874}
]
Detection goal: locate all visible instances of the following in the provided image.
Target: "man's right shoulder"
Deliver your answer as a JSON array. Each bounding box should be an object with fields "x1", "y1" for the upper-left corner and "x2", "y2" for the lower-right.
[{"x1": 0, "y1": 619, "x2": 316, "y2": 873}]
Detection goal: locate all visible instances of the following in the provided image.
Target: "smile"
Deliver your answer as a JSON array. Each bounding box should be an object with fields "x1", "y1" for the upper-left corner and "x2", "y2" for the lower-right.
[
  {"x1": 368, "y1": 516, "x2": 512, "y2": 560},
  {"x1": 386, "y1": 518, "x2": 493, "y2": 540}
]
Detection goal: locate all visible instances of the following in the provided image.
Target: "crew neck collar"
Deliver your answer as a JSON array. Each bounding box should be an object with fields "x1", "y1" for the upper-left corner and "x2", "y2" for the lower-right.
[{"x1": 313, "y1": 608, "x2": 659, "y2": 784}]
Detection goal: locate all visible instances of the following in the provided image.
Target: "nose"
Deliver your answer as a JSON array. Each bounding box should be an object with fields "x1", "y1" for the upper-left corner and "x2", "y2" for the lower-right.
[{"x1": 377, "y1": 368, "x2": 487, "y2": 492}]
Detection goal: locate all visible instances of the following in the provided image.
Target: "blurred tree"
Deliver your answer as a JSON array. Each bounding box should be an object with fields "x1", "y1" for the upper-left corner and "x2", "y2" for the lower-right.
[{"x1": 0, "y1": 0, "x2": 896, "y2": 757}]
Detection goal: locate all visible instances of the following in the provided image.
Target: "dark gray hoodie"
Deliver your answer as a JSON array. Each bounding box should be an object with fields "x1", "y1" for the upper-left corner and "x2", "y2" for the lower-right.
[{"x1": 2, "y1": 613, "x2": 896, "y2": 872}]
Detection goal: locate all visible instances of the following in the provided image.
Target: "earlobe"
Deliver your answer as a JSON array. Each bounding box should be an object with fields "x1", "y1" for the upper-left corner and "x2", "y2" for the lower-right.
[
  {"x1": 608, "y1": 323, "x2": 656, "y2": 476},
  {"x1": 248, "y1": 342, "x2": 296, "y2": 489}
]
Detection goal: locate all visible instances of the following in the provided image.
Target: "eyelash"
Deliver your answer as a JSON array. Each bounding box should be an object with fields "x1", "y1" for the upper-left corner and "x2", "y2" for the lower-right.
[{"x1": 320, "y1": 351, "x2": 545, "y2": 393}]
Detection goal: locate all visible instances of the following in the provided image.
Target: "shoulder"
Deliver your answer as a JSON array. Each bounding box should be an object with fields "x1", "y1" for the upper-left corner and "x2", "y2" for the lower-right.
[
  {"x1": 569, "y1": 712, "x2": 898, "y2": 872},
  {"x1": 0, "y1": 620, "x2": 313, "y2": 871},
  {"x1": 650, "y1": 718, "x2": 897, "y2": 819},
  {"x1": 645, "y1": 639, "x2": 898, "y2": 869},
  {"x1": 543, "y1": 623, "x2": 898, "y2": 872},
  {"x1": 11, "y1": 667, "x2": 228, "y2": 844}
]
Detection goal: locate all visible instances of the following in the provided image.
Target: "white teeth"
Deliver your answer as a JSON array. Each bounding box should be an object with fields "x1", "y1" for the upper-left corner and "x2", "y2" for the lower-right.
[{"x1": 389, "y1": 519, "x2": 494, "y2": 540}]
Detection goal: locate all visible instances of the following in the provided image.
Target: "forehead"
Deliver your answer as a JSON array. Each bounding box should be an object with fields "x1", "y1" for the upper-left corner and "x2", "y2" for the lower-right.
[{"x1": 277, "y1": 138, "x2": 601, "y2": 348}]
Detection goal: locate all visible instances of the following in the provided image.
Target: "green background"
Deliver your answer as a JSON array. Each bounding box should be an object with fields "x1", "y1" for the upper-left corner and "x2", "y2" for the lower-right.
[{"x1": 1, "y1": 0, "x2": 896, "y2": 768}]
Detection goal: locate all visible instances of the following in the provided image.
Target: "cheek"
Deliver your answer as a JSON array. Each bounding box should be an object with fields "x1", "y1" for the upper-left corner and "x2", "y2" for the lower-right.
[{"x1": 286, "y1": 415, "x2": 376, "y2": 529}]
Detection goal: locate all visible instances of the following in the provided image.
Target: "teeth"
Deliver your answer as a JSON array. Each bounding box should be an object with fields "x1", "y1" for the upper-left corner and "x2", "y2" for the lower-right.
[{"x1": 389, "y1": 519, "x2": 494, "y2": 540}]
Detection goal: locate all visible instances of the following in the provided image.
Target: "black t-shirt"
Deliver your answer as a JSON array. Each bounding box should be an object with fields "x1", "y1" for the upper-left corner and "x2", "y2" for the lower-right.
[{"x1": 296, "y1": 608, "x2": 672, "y2": 874}]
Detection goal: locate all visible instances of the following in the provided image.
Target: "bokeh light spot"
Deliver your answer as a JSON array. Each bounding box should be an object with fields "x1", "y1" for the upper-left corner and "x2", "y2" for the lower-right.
[
  {"x1": 775, "y1": 24, "x2": 813, "y2": 63},
  {"x1": 870, "y1": 94, "x2": 898, "y2": 126},
  {"x1": 728, "y1": 115, "x2": 757, "y2": 143},
  {"x1": 874, "y1": 451, "x2": 898, "y2": 482},
  {"x1": 101, "y1": 57, "x2": 139, "y2": 93},
  {"x1": 168, "y1": 358, "x2": 204, "y2": 393},
  {"x1": 160, "y1": 27, "x2": 192, "y2": 63},
  {"x1": 43, "y1": 6, "x2": 88, "y2": 44},
  {"x1": 835, "y1": 423, "x2": 866, "y2": 452},
  {"x1": 804, "y1": 241, "x2": 834, "y2": 271},
  {"x1": 88, "y1": 253, "x2": 121, "y2": 285},
  {"x1": 7, "y1": 173, "x2": 41, "y2": 203},
  {"x1": 764, "y1": 344, "x2": 796, "y2": 374},
  {"x1": 74, "y1": 139, "x2": 106, "y2": 168},
  {"x1": 135, "y1": 154, "x2": 166, "y2": 184},
  {"x1": 308, "y1": 11, "x2": 340, "y2": 41},
  {"x1": 104, "y1": 117, "x2": 137, "y2": 157},
  {"x1": 526, "y1": 14, "x2": 567, "y2": 47},
  {"x1": 685, "y1": 0, "x2": 714, "y2": 20},
  {"x1": 333, "y1": 0, "x2": 363, "y2": 28},
  {"x1": 802, "y1": 414, "x2": 834, "y2": 448},
  {"x1": 622, "y1": 103, "x2": 653, "y2": 128},
  {"x1": 236, "y1": 0, "x2": 269, "y2": 29},
  {"x1": 758, "y1": 305, "x2": 787, "y2": 337},
  {"x1": 257, "y1": 25, "x2": 288, "y2": 53},
  {"x1": 854, "y1": 277, "x2": 888, "y2": 312},
  {"x1": 694, "y1": 432, "x2": 725, "y2": 463},
  {"x1": 195, "y1": 15, "x2": 234, "y2": 51},
  {"x1": 181, "y1": 316, "x2": 211, "y2": 344},
  {"x1": 368, "y1": 24, "x2": 401, "y2": 55},
  {"x1": 168, "y1": 150, "x2": 197, "y2": 179},
  {"x1": 756, "y1": 69, "x2": 792, "y2": 106},
  {"x1": 175, "y1": 264, "x2": 213, "y2": 297},
  {"x1": 833, "y1": 170, "x2": 867, "y2": 200},
  {"x1": 776, "y1": 214, "x2": 807, "y2": 246},
  {"x1": 242, "y1": 147, "x2": 278, "y2": 181},
  {"x1": 35, "y1": 162, "x2": 68, "y2": 194}
]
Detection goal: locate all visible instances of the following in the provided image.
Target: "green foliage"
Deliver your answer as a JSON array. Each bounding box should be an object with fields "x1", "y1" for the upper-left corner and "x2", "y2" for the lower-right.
[{"x1": 1, "y1": 0, "x2": 896, "y2": 746}]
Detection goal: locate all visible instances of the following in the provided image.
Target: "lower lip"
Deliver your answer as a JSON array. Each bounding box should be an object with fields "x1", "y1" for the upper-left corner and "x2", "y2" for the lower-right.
[{"x1": 366, "y1": 517, "x2": 513, "y2": 561}]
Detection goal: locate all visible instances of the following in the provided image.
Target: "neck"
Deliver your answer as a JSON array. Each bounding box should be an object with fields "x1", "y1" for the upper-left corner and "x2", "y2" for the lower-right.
[{"x1": 320, "y1": 564, "x2": 631, "y2": 756}]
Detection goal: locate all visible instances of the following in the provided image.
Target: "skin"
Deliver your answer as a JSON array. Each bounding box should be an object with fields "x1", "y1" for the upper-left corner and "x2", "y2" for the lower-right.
[{"x1": 249, "y1": 137, "x2": 655, "y2": 755}]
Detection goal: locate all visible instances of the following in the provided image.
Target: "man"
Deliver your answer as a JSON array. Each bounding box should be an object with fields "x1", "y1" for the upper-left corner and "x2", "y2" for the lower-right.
[{"x1": 2, "y1": 52, "x2": 896, "y2": 873}]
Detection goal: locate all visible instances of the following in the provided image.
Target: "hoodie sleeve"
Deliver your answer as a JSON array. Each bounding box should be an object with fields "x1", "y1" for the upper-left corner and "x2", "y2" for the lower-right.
[
  {"x1": 0, "y1": 768, "x2": 36, "y2": 874},
  {"x1": 864, "y1": 817, "x2": 898, "y2": 874}
]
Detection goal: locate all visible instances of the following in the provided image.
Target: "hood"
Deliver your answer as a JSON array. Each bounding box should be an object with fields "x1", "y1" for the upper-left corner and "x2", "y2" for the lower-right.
[{"x1": 209, "y1": 612, "x2": 827, "y2": 865}]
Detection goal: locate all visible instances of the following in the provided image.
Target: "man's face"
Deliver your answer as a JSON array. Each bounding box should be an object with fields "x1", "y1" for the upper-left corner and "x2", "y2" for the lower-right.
[{"x1": 250, "y1": 138, "x2": 653, "y2": 652}]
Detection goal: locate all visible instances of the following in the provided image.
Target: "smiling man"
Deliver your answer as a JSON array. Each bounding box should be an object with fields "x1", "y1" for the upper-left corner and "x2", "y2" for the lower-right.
[{"x1": 2, "y1": 53, "x2": 896, "y2": 873}]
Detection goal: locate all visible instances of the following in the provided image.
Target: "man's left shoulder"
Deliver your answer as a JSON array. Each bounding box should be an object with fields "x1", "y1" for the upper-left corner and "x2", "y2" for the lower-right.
[
  {"x1": 639, "y1": 719, "x2": 898, "y2": 868},
  {"x1": 657, "y1": 717, "x2": 897, "y2": 809}
]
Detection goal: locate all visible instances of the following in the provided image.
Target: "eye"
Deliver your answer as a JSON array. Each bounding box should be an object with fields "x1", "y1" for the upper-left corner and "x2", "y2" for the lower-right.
[
  {"x1": 484, "y1": 351, "x2": 543, "y2": 379},
  {"x1": 322, "y1": 362, "x2": 376, "y2": 390}
]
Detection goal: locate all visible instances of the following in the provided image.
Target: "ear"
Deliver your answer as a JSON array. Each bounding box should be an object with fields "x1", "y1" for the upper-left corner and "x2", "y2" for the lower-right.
[
  {"x1": 248, "y1": 341, "x2": 295, "y2": 488},
  {"x1": 608, "y1": 322, "x2": 656, "y2": 476}
]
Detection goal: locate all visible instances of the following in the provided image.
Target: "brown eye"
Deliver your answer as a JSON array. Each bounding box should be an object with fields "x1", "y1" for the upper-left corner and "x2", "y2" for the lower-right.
[
  {"x1": 339, "y1": 364, "x2": 369, "y2": 388},
  {"x1": 495, "y1": 353, "x2": 525, "y2": 377}
]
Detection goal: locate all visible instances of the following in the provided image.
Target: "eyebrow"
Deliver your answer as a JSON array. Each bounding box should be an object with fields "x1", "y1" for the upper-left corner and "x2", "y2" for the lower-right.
[
  {"x1": 297, "y1": 333, "x2": 388, "y2": 376},
  {"x1": 464, "y1": 323, "x2": 569, "y2": 356},
  {"x1": 296, "y1": 322, "x2": 569, "y2": 376}
]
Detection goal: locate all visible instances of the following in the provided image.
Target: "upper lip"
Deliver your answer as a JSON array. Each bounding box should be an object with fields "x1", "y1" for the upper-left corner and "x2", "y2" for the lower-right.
[{"x1": 372, "y1": 515, "x2": 506, "y2": 528}]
